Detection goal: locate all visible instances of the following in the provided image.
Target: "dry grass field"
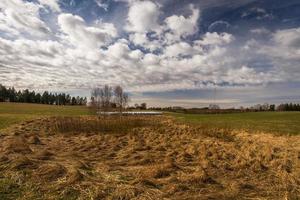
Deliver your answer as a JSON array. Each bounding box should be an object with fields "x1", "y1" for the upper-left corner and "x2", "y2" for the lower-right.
[{"x1": 0, "y1": 115, "x2": 299, "y2": 200}]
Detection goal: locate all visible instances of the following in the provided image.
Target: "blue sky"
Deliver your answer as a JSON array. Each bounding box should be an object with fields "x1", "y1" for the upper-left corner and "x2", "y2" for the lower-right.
[{"x1": 0, "y1": 0, "x2": 300, "y2": 107}]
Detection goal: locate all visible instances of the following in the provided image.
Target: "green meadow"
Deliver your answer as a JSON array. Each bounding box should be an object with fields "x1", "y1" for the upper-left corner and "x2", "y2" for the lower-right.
[
  {"x1": 0, "y1": 103, "x2": 90, "y2": 130},
  {"x1": 171, "y1": 111, "x2": 300, "y2": 135},
  {"x1": 1, "y1": 102, "x2": 300, "y2": 135}
]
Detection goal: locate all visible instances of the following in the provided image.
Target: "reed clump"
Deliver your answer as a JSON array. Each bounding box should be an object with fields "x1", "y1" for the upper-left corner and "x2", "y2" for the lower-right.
[{"x1": 53, "y1": 116, "x2": 155, "y2": 134}]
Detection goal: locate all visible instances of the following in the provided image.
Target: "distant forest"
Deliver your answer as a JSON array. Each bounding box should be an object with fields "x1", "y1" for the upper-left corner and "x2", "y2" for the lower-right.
[
  {"x1": 276, "y1": 103, "x2": 300, "y2": 111},
  {"x1": 0, "y1": 84, "x2": 87, "y2": 105},
  {"x1": 149, "y1": 103, "x2": 300, "y2": 114}
]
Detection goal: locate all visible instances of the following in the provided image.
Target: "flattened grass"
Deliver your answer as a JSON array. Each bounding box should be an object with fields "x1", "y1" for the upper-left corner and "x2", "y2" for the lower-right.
[
  {"x1": 171, "y1": 111, "x2": 300, "y2": 135},
  {"x1": 0, "y1": 178, "x2": 23, "y2": 200},
  {"x1": 1, "y1": 117, "x2": 299, "y2": 199}
]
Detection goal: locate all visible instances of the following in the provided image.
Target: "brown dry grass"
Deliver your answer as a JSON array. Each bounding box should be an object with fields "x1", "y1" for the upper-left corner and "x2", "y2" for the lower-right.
[{"x1": 0, "y1": 116, "x2": 299, "y2": 200}]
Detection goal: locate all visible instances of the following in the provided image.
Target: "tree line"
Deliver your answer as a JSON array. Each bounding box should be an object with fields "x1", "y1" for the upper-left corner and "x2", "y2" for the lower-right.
[
  {"x1": 247, "y1": 103, "x2": 300, "y2": 111},
  {"x1": 277, "y1": 103, "x2": 300, "y2": 111},
  {"x1": 0, "y1": 84, "x2": 87, "y2": 105}
]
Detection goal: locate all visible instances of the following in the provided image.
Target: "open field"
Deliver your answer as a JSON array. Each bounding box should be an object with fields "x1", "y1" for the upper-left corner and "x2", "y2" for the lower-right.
[
  {"x1": 0, "y1": 116, "x2": 299, "y2": 199},
  {"x1": 2, "y1": 103, "x2": 300, "y2": 135},
  {"x1": 0, "y1": 103, "x2": 300, "y2": 199},
  {"x1": 0, "y1": 103, "x2": 90, "y2": 130},
  {"x1": 172, "y1": 112, "x2": 300, "y2": 135}
]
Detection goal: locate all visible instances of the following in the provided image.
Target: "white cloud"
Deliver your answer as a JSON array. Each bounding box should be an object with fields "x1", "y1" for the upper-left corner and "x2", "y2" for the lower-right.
[
  {"x1": 0, "y1": 12, "x2": 20, "y2": 36},
  {"x1": 129, "y1": 49, "x2": 143, "y2": 60},
  {"x1": 0, "y1": 0, "x2": 50, "y2": 37},
  {"x1": 164, "y1": 5, "x2": 200, "y2": 38},
  {"x1": 38, "y1": 0, "x2": 61, "y2": 12},
  {"x1": 273, "y1": 28, "x2": 300, "y2": 48},
  {"x1": 129, "y1": 33, "x2": 148, "y2": 45},
  {"x1": 126, "y1": 0, "x2": 160, "y2": 33},
  {"x1": 257, "y1": 28, "x2": 300, "y2": 62},
  {"x1": 250, "y1": 27, "x2": 270, "y2": 35},
  {"x1": 195, "y1": 32, "x2": 234, "y2": 46},
  {"x1": 126, "y1": 3, "x2": 201, "y2": 50},
  {"x1": 106, "y1": 39, "x2": 130, "y2": 59},
  {"x1": 129, "y1": 32, "x2": 161, "y2": 51},
  {"x1": 0, "y1": 26, "x2": 280, "y2": 93},
  {"x1": 142, "y1": 53, "x2": 160, "y2": 66},
  {"x1": 94, "y1": 0, "x2": 109, "y2": 11},
  {"x1": 257, "y1": 28, "x2": 300, "y2": 80},
  {"x1": 0, "y1": 1, "x2": 297, "y2": 95},
  {"x1": 225, "y1": 66, "x2": 271, "y2": 85},
  {"x1": 164, "y1": 42, "x2": 194, "y2": 57},
  {"x1": 58, "y1": 13, "x2": 117, "y2": 49},
  {"x1": 241, "y1": 7, "x2": 273, "y2": 20}
]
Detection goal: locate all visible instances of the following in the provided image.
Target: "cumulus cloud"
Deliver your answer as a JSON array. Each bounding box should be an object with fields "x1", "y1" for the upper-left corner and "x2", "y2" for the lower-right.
[
  {"x1": 127, "y1": 3, "x2": 201, "y2": 51},
  {"x1": 273, "y1": 28, "x2": 300, "y2": 48},
  {"x1": 106, "y1": 39, "x2": 130, "y2": 59},
  {"x1": 129, "y1": 32, "x2": 162, "y2": 51},
  {"x1": 0, "y1": 0, "x2": 50, "y2": 37},
  {"x1": 1, "y1": 28, "x2": 255, "y2": 92},
  {"x1": 38, "y1": 0, "x2": 61, "y2": 12},
  {"x1": 194, "y1": 32, "x2": 234, "y2": 46},
  {"x1": 0, "y1": 0, "x2": 298, "y2": 96},
  {"x1": 225, "y1": 66, "x2": 272, "y2": 85},
  {"x1": 164, "y1": 5, "x2": 200, "y2": 39},
  {"x1": 164, "y1": 42, "x2": 194, "y2": 57},
  {"x1": 252, "y1": 28, "x2": 300, "y2": 64},
  {"x1": 255, "y1": 28, "x2": 300, "y2": 81},
  {"x1": 58, "y1": 13, "x2": 117, "y2": 49},
  {"x1": 126, "y1": 0, "x2": 160, "y2": 33}
]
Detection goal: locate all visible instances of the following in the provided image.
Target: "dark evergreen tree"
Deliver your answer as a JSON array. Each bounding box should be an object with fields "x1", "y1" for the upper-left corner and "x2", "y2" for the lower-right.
[{"x1": 0, "y1": 84, "x2": 90, "y2": 106}]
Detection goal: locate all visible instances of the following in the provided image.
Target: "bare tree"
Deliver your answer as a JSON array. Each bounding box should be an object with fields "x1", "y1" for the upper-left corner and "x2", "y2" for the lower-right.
[
  {"x1": 114, "y1": 85, "x2": 129, "y2": 113},
  {"x1": 102, "y1": 85, "x2": 113, "y2": 112},
  {"x1": 90, "y1": 85, "x2": 113, "y2": 114},
  {"x1": 90, "y1": 87, "x2": 101, "y2": 112},
  {"x1": 140, "y1": 103, "x2": 147, "y2": 110},
  {"x1": 134, "y1": 103, "x2": 139, "y2": 109}
]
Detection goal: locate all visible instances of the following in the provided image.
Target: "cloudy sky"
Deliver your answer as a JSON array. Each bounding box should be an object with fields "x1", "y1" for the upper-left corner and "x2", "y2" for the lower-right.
[{"x1": 0, "y1": 0, "x2": 300, "y2": 107}]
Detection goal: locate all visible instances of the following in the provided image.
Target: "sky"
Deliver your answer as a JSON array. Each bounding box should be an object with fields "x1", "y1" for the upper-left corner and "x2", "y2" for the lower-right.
[{"x1": 0, "y1": 0, "x2": 300, "y2": 108}]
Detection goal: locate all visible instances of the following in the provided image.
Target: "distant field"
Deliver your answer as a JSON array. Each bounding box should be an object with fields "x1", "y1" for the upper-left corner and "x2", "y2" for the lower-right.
[
  {"x1": 0, "y1": 103, "x2": 91, "y2": 130},
  {"x1": 171, "y1": 111, "x2": 300, "y2": 135},
  {"x1": 1, "y1": 103, "x2": 300, "y2": 135}
]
